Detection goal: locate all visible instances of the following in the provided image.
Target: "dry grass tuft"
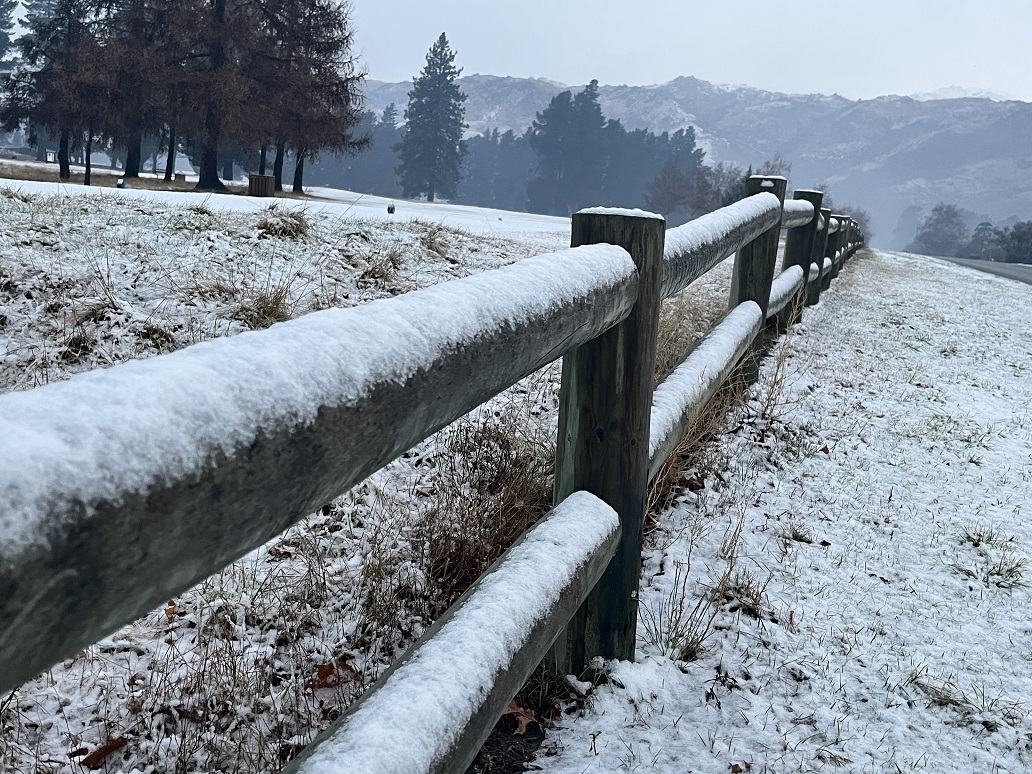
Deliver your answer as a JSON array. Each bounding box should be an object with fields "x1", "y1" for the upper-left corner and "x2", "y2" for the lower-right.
[
  {"x1": 654, "y1": 290, "x2": 729, "y2": 384},
  {"x1": 257, "y1": 205, "x2": 310, "y2": 239},
  {"x1": 417, "y1": 412, "x2": 554, "y2": 614},
  {"x1": 60, "y1": 327, "x2": 95, "y2": 361},
  {"x1": 235, "y1": 285, "x2": 293, "y2": 329},
  {"x1": 358, "y1": 400, "x2": 555, "y2": 639},
  {"x1": 0, "y1": 186, "x2": 37, "y2": 204},
  {"x1": 640, "y1": 518, "x2": 743, "y2": 664}
]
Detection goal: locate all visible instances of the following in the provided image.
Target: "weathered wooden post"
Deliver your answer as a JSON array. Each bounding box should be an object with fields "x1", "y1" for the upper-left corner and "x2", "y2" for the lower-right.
[
  {"x1": 728, "y1": 175, "x2": 786, "y2": 379},
  {"x1": 780, "y1": 189, "x2": 824, "y2": 329},
  {"x1": 831, "y1": 217, "x2": 848, "y2": 277},
  {"x1": 807, "y1": 206, "x2": 832, "y2": 306},
  {"x1": 822, "y1": 216, "x2": 840, "y2": 290},
  {"x1": 549, "y1": 209, "x2": 664, "y2": 677},
  {"x1": 729, "y1": 176, "x2": 787, "y2": 316}
]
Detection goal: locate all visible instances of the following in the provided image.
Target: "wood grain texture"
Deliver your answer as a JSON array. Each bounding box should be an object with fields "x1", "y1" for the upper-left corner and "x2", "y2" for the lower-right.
[{"x1": 550, "y1": 210, "x2": 665, "y2": 675}]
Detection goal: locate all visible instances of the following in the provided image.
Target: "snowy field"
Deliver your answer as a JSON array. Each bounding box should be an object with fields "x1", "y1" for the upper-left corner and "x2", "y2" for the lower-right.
[
  {"x1": 534, "y1": 250, "x2": 1032, "y2": 773},
  {"x1": 2, "y1": 178, "x2": 1030, "y2": 773}
]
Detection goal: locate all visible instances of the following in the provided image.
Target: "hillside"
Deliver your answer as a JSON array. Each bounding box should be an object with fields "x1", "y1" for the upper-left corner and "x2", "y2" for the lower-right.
[{"x1": 365, "y1": 74, "x2": 1032, "y2": 247}]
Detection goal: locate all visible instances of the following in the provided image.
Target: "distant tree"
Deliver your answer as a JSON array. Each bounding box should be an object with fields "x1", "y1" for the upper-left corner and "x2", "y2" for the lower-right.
[
  {"x1": 455, "y1": 126, "x2": 535, "y2": 211},
  {"x1": 644, "y1": 156, "x2": 716, "y2": 225},
  {"x1": 456, "y1": 128, "x2": 500, "y2": 205},
  {"x1": 308, "y1": 104, "x2": 402, "y2": 197},
  {"x1": 603, "y1": 125, "x2": 706, "y2": 213},
  {"x1": 960, "y1": 221, "x2": 1004, "y2": 261},
  {"x1": 721, "y1": 165, "x2": 752, "y2": 206},
  {"x1": 1, "y1": 0, "x2": 95, "y2": 180},
  {"x1": 709, "y1": 161, "x2": 743, "y2": 205},
  {"x1": 0, "y1": 0, "x2": 18, "y2": 62},
  {"x1": 252, "y1": 0, "x2": 366, "y2": 193},
  {"x1": 998, "y1": 221, "x2": 1032, "y2": 264},
  {"x1": 396, "y1": 32, "x2": 466, "y2": 202},
  {"x1": 527, "y1": 80, "x2": 607, "y2": 215},
  {"x1": 815, "y1": 183, "x2": 834, "y2": 212},
  {"x1": 907, "y1": 203, "x2": 969, "y2": 256},
  {"x1": 758, "y1": 153, "x2": 791, "y2": 179}
]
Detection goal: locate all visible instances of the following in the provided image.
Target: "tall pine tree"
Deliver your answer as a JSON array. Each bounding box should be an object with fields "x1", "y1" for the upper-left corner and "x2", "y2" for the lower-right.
[
  {"x1": 527, "y1": 80, "x2": 607, "y2": 215},
  {"x1": 0, "y1": 0, "x2": 18, "y2": 62},
  {"x1": 396, "y1": 33, "x2": 466, "y2": 202}
]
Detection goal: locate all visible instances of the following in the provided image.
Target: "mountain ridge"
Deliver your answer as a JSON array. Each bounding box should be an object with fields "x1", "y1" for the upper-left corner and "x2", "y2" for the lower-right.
[{"x1": 362, "y1": 74, "x2": 1032, "y2": 247}]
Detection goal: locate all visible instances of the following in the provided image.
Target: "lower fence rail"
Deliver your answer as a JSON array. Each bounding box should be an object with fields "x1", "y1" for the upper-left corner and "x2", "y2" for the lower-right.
[{"x1": 284, "y1": 492, "x2": 620, "y2": 774}]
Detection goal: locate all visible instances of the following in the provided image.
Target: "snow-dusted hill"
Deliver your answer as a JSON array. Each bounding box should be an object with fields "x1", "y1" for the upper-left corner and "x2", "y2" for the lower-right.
[{"x1": 365, "y1": 74, "x2": 1032, "y2": 248}]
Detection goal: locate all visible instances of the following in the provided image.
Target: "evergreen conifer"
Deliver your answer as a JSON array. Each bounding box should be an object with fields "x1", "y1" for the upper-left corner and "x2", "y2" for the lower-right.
[{"x1": 396, "y1": 33, "x2": 467, "y2": 202}]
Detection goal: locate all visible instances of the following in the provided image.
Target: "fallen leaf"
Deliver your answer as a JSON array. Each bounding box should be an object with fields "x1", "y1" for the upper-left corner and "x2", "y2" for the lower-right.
[
  {"x1": 503, "y1": 699, "x2": 537, "y2": 735},
  {"x1": 81, "y1": 737, "x2": 128, "y2": 769},
  {"x1": 67, "y1": 747, "x2": 88, "y2": 758},
  {"x1": 310, "y1": 661, "x2": 359, "y2": 690},
  {"x1": 820, "y1": 445, "x2": 830, "y2": 454}
]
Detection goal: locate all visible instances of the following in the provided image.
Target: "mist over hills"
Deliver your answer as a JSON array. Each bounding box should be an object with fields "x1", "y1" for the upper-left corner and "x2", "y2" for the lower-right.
[{"x1": 364, "y1": 74, "x2": 1032, "y2": 248}]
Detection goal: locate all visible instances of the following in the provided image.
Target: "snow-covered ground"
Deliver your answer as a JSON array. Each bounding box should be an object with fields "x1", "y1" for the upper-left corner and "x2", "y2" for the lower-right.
[
  {"x1": 3, "y1": 178, "x2": 1030, "y2": 773},
  {"x1": 0, "y1": 176, "x2": 571, "y2": 241},
  {"x1": 534, "y1": 250, "x2": 1032, "y2": 773}
]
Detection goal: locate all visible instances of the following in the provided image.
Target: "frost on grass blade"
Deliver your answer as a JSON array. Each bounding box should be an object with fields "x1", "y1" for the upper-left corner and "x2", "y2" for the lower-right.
[{"x1": 289, "y1": 491, "x2": 619, "y2": 774}]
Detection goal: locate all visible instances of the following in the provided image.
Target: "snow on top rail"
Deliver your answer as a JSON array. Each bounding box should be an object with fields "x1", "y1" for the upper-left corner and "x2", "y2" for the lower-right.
[
  {"x1": 0, "y1": 243, "x2": 637, "y2": 695},
  {"x1": 781, "y1": 199, "x2": 816, "y2": 229},
  {"x1": 660, "y1": 192, "x2": 781, "y2": 299},
  {"x1": 286, "y1": 491, "x2": 620, "y2": 774}
]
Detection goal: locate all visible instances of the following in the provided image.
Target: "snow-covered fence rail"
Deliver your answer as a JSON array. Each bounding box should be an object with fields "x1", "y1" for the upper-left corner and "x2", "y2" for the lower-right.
[{"x1": 0, "y1": 176, "x2": 863, "y2": 773}]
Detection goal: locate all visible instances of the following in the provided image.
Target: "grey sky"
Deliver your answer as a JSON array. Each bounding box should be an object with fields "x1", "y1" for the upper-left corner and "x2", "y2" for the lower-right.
[{"x1": 350, "y1": 0, "x2": 1032, "y2": 101}]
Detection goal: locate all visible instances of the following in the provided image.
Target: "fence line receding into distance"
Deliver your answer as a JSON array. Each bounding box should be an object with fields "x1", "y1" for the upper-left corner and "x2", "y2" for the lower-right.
[{"x1": 0, "y1": 177, "x2": 863, "y2": 774}]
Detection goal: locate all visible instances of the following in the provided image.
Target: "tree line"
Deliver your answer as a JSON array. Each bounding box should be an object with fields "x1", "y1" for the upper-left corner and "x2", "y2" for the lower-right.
[
  {"x1": 316, "y1": 37, "x2": 871, "y2": 227},
  {"x1": 1, "y1": 0, "x2": 365, "y2": 190},
  {"x1": 908, "y1": 203, "x2": 1031, "y2": 263},
  {"x1": 0, "y1": 14, "x2": 875, "y2": 231}
]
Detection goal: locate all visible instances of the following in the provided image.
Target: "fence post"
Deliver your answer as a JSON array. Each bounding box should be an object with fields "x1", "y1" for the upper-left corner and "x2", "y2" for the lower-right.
[
  {"x1": 780, "y1": 189, "x2": 824, "y2": 330},
  {"x1": 729, "y1": 176, "x2": 787, "y2": 316},
  {"x1": 822, "y1": 216, "x2": 840, "y2": 290},
  {"x1": 832, "y1": 217, "x2": 850, "y2": 277},
  {"x1": 728, "y1": 176, "x2": 786, "y2": 379},
  {"x1": 807, "y1": 206, "x2": 831, "y2": 305},
  {"x1": 549, "y1": 209, "x2": 665, "y2": 677}
]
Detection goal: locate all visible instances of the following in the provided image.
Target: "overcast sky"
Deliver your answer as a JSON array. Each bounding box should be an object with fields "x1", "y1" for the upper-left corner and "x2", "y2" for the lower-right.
[{"x1": 350, "y1": 0, "x2": 1032, "y2": 101}]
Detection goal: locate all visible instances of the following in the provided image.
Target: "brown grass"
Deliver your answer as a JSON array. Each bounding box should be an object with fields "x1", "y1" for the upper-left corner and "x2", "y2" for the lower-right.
[{"x1": 654, "y1": 286, "x2": 729, "y2": 385}]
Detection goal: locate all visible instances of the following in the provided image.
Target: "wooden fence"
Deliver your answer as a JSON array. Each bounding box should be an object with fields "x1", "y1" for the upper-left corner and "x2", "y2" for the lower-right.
[{"x1": 0, "y1": 177, "x2": 862, "y2": 773}]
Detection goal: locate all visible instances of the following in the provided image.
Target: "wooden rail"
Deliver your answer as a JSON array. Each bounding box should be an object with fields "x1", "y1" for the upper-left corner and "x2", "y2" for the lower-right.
[{"x1": 0, "y1": 177, "x2": 864, "y2": 773}]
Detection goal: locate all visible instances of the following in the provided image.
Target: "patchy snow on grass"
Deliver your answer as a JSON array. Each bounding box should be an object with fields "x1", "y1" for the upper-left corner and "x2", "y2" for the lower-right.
[
  {"x1": 0, "y1": 183, "x2": 566, "y2": 393},
  {"x1": 0, "y1": 181, "x2": 572, "y2": 773},
  {"x1": 534, "y1": 249, "x2": 1032, "y2": 773},
  {"x1": 11, "y1": 178, "x2": 1026, "y2": 774}
]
